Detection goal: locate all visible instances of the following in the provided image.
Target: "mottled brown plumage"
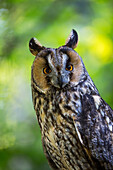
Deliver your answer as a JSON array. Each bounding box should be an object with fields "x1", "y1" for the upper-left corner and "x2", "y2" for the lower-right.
[{"x1": 29, "y1": 29, "x2": 113, "y2": 170}]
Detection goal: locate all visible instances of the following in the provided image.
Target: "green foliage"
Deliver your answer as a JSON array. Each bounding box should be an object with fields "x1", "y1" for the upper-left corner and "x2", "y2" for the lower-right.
[{"x1": 0, "y1": 0, "x2": 113, "y2": 169}]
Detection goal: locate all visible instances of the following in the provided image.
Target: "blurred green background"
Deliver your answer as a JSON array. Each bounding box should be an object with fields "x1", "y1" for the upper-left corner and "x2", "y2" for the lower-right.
[{"x1": 0, "y1": 0, "x2": 113, "y2": 170}]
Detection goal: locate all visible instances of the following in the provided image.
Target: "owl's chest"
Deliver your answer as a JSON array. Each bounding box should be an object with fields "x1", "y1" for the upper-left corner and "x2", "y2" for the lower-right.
[
  {"x1": 36, "y1": 91, "x2": 90, "y2": 169},
  {"x1": 40, "y1": 106, "x2": 78, "y2": 169},
  {"x1": 43, "y1": 116, "x2": 79, "y2": 170},
  {"x1": 37, "y1": 90, "x2": 81, "y2": 134},
  {"x1": 34, "y1": 90, "x2": 96, "y2": 169}
]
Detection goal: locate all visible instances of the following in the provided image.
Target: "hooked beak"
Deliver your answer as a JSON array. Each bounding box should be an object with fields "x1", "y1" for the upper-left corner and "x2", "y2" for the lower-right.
[
  {"x1": 52, "y1": 75, "x2": 69, "y2": 89},
  {"x1": 58, "y1": 75, "x2": 69, "y2": 88}
]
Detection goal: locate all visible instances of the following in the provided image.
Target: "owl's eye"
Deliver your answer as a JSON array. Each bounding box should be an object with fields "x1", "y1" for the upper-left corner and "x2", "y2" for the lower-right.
[
  {"x1": 43, "y1": 67, "x2": 52, "y2": 74},
  {"x1": 66, "y1": 64, "x2": 73, "y2": 71}
]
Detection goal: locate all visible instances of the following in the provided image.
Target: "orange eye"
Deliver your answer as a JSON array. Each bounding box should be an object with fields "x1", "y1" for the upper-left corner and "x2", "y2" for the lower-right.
[
  {"x1": 43, "y1": 67, "x2": 51, "y2": 74},
  {"x1": 66, "y1": 64, "x2": 73, "y2": 71}
]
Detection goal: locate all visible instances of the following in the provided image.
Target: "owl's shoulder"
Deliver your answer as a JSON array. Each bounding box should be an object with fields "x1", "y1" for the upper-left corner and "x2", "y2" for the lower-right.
[{"x1": 73, "y1": 92, "x2": 113, "y2": 168}]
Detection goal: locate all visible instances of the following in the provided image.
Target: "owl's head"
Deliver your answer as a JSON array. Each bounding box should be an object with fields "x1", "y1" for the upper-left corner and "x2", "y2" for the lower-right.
[{"x1": 29, "y1": 29, "x2": 85, "y2": 93}]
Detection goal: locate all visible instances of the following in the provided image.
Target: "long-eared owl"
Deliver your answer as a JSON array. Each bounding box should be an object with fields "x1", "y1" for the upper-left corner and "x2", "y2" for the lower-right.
[{"x1": 29, "y1": 29, "x2": 113, "y2": 170}]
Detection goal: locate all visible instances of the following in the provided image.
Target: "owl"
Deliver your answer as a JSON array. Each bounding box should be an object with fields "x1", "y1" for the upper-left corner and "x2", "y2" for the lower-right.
[{"x1": 29, "y1": 29, "x2": 113, "y2": 170}]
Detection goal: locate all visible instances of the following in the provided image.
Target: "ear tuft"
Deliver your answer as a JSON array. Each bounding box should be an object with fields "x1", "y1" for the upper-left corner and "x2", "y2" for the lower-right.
[
  {"x1": 29, "y1": 37, "x2": 45, "y2": 56},
  {"x1": 65, "y1": 29, "x2": 78, "y2": 49}
]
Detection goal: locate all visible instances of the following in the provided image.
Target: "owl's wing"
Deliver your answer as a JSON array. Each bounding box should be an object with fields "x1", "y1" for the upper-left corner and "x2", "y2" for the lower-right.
[{"x1": 73, "y1": 94, "x2": 113, "y2": 169}]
